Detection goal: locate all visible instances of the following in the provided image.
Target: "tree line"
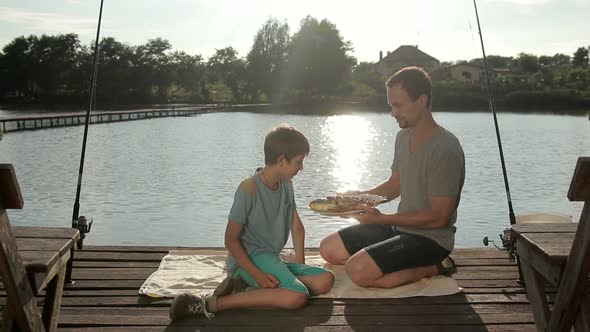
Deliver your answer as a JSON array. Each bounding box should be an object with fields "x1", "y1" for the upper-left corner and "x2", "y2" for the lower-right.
[{"x1": 1, "y1": 16, "x2": 588, "y2": 110}]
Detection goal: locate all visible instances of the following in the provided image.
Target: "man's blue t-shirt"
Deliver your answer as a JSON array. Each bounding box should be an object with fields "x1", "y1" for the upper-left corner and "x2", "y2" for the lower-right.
[{"x1": 226, "y1": 172, "x2": 296, "y2": 273}]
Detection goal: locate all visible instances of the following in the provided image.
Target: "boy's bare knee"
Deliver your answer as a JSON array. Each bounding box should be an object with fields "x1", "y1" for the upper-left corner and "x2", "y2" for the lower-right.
[
  {"x1": 283, "y1": 292, "x2": 308, "y2": 310},
  {"x1": 318, "y1": 272, "x2": 335, "y2": 295}
]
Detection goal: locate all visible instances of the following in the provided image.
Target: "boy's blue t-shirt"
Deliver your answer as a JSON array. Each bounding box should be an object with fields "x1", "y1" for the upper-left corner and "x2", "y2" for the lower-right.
[{"x1": 226, "y1": 172, "x2": 296, "y2": 273}]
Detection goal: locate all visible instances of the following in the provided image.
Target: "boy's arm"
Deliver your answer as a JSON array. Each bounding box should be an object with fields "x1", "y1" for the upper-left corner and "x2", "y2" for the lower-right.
[
  {"x1": 291, "y1": 209, "x2": 305, "y2": 264},
  {"x1": 225, "y1": 220, "x2": 279, "y2": 288}
]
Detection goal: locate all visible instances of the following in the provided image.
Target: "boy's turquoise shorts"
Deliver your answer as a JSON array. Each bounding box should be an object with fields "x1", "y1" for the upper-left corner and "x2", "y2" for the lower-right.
[{"x1": 233, "y1": 252, "x2": 331, "y2": 296}]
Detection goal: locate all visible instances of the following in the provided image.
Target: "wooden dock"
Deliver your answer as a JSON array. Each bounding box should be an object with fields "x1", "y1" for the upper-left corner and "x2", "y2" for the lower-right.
[
  {"x1": 0, "y1": 105, "x2": 226, "y2": 133},
  {"x1": 0, "y1": 246, "x2": 541, "y2": 331}
]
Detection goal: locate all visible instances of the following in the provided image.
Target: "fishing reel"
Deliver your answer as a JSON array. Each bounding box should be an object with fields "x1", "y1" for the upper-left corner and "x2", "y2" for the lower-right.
[
  {"x1": 73, "y1": 215, "x2": 93, "y2": 249},
  {"x1": 483, "y1": 228, "x2": 516, "y2": 261}
]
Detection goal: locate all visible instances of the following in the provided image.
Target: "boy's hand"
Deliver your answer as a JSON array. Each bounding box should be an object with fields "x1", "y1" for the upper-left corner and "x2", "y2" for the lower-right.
[{"x1": 254, "y1": 272, "x2": 280, "y2": 288}]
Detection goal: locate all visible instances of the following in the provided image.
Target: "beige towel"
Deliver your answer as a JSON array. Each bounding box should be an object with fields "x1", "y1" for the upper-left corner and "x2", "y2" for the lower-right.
[{"x1": 139, "y1": 250, "x2": 462, "y2": 298}]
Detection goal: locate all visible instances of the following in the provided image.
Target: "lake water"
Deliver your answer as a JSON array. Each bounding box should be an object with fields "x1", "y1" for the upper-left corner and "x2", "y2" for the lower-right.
[{"x1": 1, "y1": 108, "x2": 589, "y2": 248}]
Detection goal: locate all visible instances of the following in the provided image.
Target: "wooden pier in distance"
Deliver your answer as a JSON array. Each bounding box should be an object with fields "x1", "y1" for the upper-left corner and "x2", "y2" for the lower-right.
[
  {"x1": 0, "y1": 105, "x2": 226, "y2": 133},
  {"x1": 1, "y1": 245, "x2": 540, "y2": 331}
]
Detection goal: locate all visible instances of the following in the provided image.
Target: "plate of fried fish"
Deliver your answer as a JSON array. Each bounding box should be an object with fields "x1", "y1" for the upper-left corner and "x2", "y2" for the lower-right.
[{"x1": 308, "y1": 194, "x2": 387, "y2": 216}]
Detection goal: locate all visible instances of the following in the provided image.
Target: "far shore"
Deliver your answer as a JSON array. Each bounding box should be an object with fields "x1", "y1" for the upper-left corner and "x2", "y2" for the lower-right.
[{"x1": 0, "y1": 102, "x2": 589, "y2": 117}]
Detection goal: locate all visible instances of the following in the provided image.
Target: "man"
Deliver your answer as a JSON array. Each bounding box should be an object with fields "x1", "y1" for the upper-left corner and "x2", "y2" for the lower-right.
[{"x1": 319, "y1": 66, "x2": 465, "y2": 288}]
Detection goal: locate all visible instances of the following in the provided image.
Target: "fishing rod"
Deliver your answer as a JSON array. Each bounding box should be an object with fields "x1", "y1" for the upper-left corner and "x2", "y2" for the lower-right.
[
  {"x1": 66, "y1": 0, "x2": 104, "y2": 284},
  {"x1": 472, "y1": 0, "x2": 523, "y2": 282}
]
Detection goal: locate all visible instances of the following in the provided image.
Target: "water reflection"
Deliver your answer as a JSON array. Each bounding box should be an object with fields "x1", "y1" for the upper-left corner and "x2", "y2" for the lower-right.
[{"x1": 321, "y1": 115, "x2": 376, "y2": 192}]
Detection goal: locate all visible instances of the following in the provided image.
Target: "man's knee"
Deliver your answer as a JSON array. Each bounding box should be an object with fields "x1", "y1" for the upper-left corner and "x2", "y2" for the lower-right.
[
  {"x1": 344, "y1": 253, "x2": 381, "y2": 287},
  {"x1": 320, "y1": 233, "x2": 348, "y2": 264}
]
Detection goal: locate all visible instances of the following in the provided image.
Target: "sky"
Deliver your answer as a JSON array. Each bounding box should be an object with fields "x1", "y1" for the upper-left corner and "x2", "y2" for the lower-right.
[{"x1": 0, "y1": 0, "x2": 588, "y2": 63}]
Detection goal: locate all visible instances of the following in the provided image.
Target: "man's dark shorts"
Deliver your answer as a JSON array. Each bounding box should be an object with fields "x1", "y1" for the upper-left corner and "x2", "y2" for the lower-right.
[{"x1": 338, "y1": 224, "x2": 450, "y2": 274}]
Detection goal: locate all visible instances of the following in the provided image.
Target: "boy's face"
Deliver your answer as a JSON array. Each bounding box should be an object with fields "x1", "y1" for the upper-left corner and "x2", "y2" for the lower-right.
[{"x1": 279, "y1": 154, "x2": 305, "y2": 180}]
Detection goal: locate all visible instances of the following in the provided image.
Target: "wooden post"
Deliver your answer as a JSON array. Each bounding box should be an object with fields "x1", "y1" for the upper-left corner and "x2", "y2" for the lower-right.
[
  {"x1": 548, "y1": 157, "x2": 590, "y2": 331},
  {"x1": 0, "y1": 164, "x2": 45, "y2": 332}
]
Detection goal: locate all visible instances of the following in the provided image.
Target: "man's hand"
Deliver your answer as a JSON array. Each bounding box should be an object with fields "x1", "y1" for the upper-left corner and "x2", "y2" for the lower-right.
[
  {"x1": 253, "y1": 272, "x2": 280, "y2": 288},
  {"x1": 352, "y1": 205, "x2": 383, "y2": 224}
]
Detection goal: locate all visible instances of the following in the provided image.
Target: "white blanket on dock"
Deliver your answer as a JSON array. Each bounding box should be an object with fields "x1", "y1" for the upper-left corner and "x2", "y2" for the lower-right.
[{"x1": 139, "y1": 250, "x2": 462, "y2": 298}]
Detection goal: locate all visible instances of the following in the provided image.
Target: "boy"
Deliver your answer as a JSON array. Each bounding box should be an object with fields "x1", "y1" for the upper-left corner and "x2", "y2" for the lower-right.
[{"x1": 170, "y1": 124, "x2": 334, "y2": 320}]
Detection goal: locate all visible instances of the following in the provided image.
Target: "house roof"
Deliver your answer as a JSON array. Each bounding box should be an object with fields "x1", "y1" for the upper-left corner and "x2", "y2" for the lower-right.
[{"x1": 380, "y1": 45, "x2": 440, "y2": 64}]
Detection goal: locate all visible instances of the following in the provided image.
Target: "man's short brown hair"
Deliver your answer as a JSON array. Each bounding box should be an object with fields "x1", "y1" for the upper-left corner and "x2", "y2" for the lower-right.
[
  {"x1": 264, "y1": 124, "x2": 310, "y2": 165},
  {"x1": 386, "y1": 66, "x2": 432, "y2": 108}
]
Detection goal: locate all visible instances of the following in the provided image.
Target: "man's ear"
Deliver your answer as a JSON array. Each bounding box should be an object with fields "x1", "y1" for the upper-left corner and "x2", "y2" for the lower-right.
[
  {"x1": 417, "y1": 94, "x2": 428, "y2": 109},
  {"x1": 277, "y1": 155, "x2": 286, "y2": 166}
]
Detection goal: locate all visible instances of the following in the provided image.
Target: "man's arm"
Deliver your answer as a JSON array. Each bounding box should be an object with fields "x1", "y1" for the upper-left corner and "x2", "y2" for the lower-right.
[
  {"x1": 364, "y1": 171, "x2": 401, "y2": 201},
  {"x1": 291, "y1": 210, "x2": 305, "y2": 264},
  {"x1": 357, "y1": 195, "x2": 457, "y2": 229},
  {"x1": 225, "y1": 221, "x2": 279, "y2": 288}
]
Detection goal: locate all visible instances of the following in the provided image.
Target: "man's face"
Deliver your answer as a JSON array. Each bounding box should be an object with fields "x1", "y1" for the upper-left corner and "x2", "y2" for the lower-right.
[
  {"x1": 387, "y1": 84, "x2": 427, "y2": 128},
  {"x1": 280, "y1": 154, "x2": 305, "y2": 179}
]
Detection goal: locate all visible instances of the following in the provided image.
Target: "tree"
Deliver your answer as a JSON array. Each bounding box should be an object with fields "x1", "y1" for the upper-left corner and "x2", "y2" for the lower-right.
[
  {"x1": 285, "y1": 16, "x2": 356, "y2": 96},
  {"x1": 246, "y1": 17, "x2": 290, "y2": 101},
  {"x1": 27, "y1": 34, "x2": 83, "y2": 100},
  {"x1": 207, "y1": 47, "x2": 246, "y2": 101},
  {"x1": 351, "y1": 62, "x2": 383, "y2": 94},
  {"x1": 131, "y1": 38, "x2": 174, "y2": 102},
  {"x1": 538, "y1": 55, "x2": 552, "y2": 67},
  {"x1": 169, "y1": 51, "x2": 205, "y2": 101},
  {"x1": 0, "y1": 36, "x2": 37, "y2": 98},
  {"x1": 573, "y1": 47, "x2": 589, "y2": 67},
  {"x1": 94, "y1": 37, "x2": 135, "y2": 105},
  {"x1": 516, "y1": 53, "x2": 540, "y2": 73},
  {"x1": 551, "y1": 53, "x2": 571, "y2": 65}
]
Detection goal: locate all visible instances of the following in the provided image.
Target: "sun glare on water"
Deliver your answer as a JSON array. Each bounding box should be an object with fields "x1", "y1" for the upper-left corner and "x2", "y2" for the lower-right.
[{"x1": 321, "y1": 115, "x2": 376, "y2": 192}]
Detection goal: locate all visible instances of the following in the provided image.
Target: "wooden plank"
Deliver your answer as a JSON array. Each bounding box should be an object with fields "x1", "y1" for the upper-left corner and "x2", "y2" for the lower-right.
[
  {"x1": 519, "y1": 233, "x2": 574, "y2": 261},
  {"x1": 56, "y1": 303, "x2": 534, "y2": 316},
  {"x1": 548, "y1": 202, "x2": 590, "y2": 331},
  {"x1": 13, "y1": 226, "x2": 80, "y2": 241},
  {"x1": 56, "y1": 325, "x2": 538, "y2": 332},
  {"x1": 516, "y1": 237, "x2": 563, "y2": 286},
  {"x1": 46, "y1": 294, "x2": 532, "y2": 306},
  {"x1": 74, "y1": 251, "x2": 165, "y2": 262},
  {"x1": 520, "y1": 259, "x2": 549, "y2": 331},
  {"x1": 41, "y1": 262, "x2": 67, "y2": 331},
  {"x1": 52, "y1": 312, "x2": 534, "y2": 326},
  {"x1": 0, "y1": 164, "x2": 23, "y2": 209},
  {"x1": 512, "y1": 222, "x2": 578, "y2": 235},
  {"x1": 568, "y1": 157, "x2": 590, "y2": 202},
  {"x1": 17, "y1": 237, "x2": 75, "y2": 256},
  {"x1": 2, "y1": 278, "x2": 531, "y2": 291},
  {"x1": 0, "y1": 211, "x2": 45, "y2": 331},
  {"x1": 0, "y1": 294, "x2": 534, "y2": 307},
  {"x1": 19, "y1": 250, "x2": 60, "y2": 273},
  {"x1": 65, "y1": 267, "x2": 518, "y2": 281},
  {"x1": 75, "y1": 247, "x2": 512, "y2": 259},
  {"x1": 73, "y1": 261, "x2": 161, "y2": 268}
]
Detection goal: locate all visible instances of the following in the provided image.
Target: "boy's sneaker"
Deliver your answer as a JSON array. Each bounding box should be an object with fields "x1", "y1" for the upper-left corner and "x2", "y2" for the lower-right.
[
  {"x1": 213, "y1": 276, "x2": 248, "y2": 297},
  {"x1": 169, "y1": 293, "x2": 215, "y2": 321},
  {"x1": 437, "y1": 256, "x2": 458, "y2": 276}
]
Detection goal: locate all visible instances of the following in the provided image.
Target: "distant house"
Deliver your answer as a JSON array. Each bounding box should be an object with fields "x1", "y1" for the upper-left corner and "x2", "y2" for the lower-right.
[
  {"x1": 431, "y1": 63, "x2": 484, "y2": 84},
  {"x1": 376, "y1": 45, "x2": 440, "y2": 76}
]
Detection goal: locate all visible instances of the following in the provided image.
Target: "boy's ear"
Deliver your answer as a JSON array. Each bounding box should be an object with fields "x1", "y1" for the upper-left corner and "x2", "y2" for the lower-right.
[{"x1": 277, "y1": 155, "x2": 287, "y2": 165}]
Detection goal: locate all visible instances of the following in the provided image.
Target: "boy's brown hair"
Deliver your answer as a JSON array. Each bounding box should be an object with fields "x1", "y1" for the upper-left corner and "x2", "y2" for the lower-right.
[
  {"x1": 386, "y1": 66, "x2": 433, "y2": 108},
  {"x1": 264, "y1": 124, "x2": 310, "y2": 165}
]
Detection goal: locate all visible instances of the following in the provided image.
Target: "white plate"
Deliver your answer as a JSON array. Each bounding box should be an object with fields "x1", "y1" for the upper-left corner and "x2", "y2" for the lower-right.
[
  {"x1": 338, "y1": 193, "x2": 387, "y2": 205},
  {"x1": 318, "y1": 210, "x2": 364, "y2": 217}
]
